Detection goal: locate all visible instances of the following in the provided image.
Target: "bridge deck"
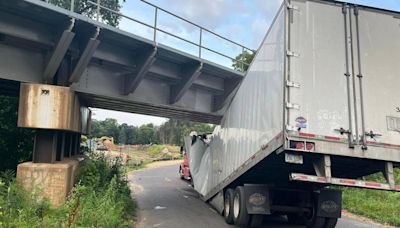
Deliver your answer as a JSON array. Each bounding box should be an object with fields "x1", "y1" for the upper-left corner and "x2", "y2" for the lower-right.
[{"x1": 0, "y1": 0, "x2": 251, "y2": 123}]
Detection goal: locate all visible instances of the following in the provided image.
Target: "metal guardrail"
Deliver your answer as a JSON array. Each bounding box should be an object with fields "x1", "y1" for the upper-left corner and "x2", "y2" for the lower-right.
[{"x1": 44, "y1": 0, "x2": 254, "y2": 72}]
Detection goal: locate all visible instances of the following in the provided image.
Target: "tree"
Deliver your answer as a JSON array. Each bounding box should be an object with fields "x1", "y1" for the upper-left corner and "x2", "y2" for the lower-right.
[
  {"x1": 45, "y1": 0, "x2": 125, "y2": 27},
  {"x1": 232, "y1": 50, "x2": 256, "y2": 72},
  {"x1": 118, "y1": 123, "x2": 128, "y2": 144},
  {"x1": 89, "y1": 117, "x2": 215, "y2": 146},
  {"x1": 0, "y1": 96, "x2": 35, "y2": 171},
  {"x1": 136, "y1": 124, "x2": 156, "y2": 144},
  {"x1": 156, "y1": 119, "x2": 215, "y2": 145}
]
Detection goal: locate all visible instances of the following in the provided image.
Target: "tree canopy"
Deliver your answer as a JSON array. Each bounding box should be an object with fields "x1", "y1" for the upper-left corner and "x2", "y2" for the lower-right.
[
  {"x1": 44, "y1": 0, "x2": 125, "y2": 26},
  {"x1": 232, "y1": 50, "x2": 256, "y2": 72},
  {"x1": 90, "y1": 118, "x2": 215, "y2": 146}
]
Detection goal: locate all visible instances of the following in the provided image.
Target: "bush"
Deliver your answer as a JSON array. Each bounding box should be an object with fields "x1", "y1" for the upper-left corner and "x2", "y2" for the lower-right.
[{"x1": 0, "y1": 155, "x2": 135, "y2": 227}]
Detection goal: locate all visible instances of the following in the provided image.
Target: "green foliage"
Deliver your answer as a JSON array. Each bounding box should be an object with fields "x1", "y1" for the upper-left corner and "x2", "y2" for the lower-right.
[
  {"x1": 0, "y1": 96, "x2": 35, "y2": 172},
  {"x1": 157, "y1": 119, "x2": 215, "y2": 145},
  {"x1": 90, "y1": 118, "x2": 215, "y2": 146},
  {"x1": 136, "y1": 124, "x2": 157, "y2": 145},
  {"x1": 341, "y1": 168, "x2": 400, "y2": 226},
  {"x1": 67, "y1": 155, "x2": 135, "y2": 227},
  {"x1": 44, "y1": 0, "x2": 125, "y2": 27},
  {"x1": 232, "y1": 50, "x2": 256, "y2": 72},
  {"x1": 0, "y1": 170, "x2": 53, "y2": 227},
  {"x1": 0, "y1": 156, "x2": 135, "y2": 227},
  {"x1": 126, "y1": 160, "x2": 151, "y2": 172},
  {"x1": 146, "y1": 144, "x2": 166, "y2": 156}
]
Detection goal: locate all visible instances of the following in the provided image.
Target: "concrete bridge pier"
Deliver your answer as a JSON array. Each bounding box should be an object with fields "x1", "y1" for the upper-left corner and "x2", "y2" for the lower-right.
[{"x1": 16, "y1": 83, "x2": 91, "y2": 206}]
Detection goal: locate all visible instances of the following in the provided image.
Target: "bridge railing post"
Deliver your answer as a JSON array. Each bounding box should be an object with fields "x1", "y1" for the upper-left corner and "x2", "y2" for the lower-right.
[
  {"x1": 154, "y1": 7, "x2": 158, "y2": 44},
  {"x1": 96, "y1": 0, "x2": 100, "y2": 21},
  {"x1": 199, "y1": 28, "x2": 202, "y2": 58},
  {"x1": 70, "y1": 0, "x2": 75, "y2": 12}
]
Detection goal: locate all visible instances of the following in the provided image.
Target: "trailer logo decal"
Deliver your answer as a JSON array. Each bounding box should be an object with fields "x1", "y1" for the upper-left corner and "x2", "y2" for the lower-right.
[
  {"x1": 321, "y1": 200, "x2": 339, "y2": 213},
  {"x1": 295, "y1": 116, "x2": 307, "y2": 129},
  {"x1": 248, "y1": 193, "x2": 266, "y2": 206}
]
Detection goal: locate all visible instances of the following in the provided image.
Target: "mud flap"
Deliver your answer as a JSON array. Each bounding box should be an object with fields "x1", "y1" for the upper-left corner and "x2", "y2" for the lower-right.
[
  {"x1": 244, "y1": 184, "x2": 270, "y2": 214},
  {"x1": 316, "y1": 189, "x2": 342, "y2": 218}
]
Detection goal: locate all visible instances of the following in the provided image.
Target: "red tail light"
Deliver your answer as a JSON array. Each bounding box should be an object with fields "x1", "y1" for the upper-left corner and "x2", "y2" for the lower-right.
[
  {"x1": 290, "y1": 140, "x2": 315, "y2": 151},
  {"x1": 296, "y1": 142, "x2": 304, "y2": 149},
  {"x1": 306, "y1": 142, "x2": 314, "y2": 151}
]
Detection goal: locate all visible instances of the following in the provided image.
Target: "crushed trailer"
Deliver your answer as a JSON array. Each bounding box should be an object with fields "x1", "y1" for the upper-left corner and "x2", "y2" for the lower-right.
[{"x1": 184, "y1": 0, "x2": 400, "y2": 227}]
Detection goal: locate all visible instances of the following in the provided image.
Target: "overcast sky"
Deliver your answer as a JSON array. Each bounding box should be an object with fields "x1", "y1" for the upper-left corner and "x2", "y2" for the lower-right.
[{"x1": 93, "y1": 0, "x2": 400, "y2": 126}]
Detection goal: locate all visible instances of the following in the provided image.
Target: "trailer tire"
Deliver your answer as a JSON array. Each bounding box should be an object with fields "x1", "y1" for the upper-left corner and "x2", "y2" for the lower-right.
[
  {"x1": 249, "y1": 215, "x2": 263, "y2": 227},
  {"x1": 306, "y1": 217, "x2": 326, "y2": 228},
  {"x1": 324, "y1": 218, "x2": 338, "y2": 228},
  {"x1": 233, "y1": 186, "x2": 250, "y2": 227},
  {"x1": 223, "y1": 188, "x2": 235, "y2": 224},
  {"x1": 179, "y1": 167, "x2": 184, "y2": 179}
]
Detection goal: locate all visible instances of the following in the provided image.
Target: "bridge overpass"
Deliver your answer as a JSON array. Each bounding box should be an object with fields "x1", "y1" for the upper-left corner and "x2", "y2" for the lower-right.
[
  {"x1": 0, "y1": 0, "x2": 253, "y2": 124},
  {"x1": 0, "y1": 0, "x2": 254, "y2": 205}
]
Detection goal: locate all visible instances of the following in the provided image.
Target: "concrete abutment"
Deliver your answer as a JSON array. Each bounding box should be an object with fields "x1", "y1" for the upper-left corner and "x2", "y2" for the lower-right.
[{"x1": 16, "y1": 83, "x2": 91, "y2": 206}]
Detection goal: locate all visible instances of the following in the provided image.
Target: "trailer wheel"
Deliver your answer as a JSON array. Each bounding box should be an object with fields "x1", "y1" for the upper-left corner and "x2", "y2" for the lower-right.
[
  {"x1": 306, "y1": 217, "x2": 326, "y2": 228},
  {"x1": 179, "y1": 167, "x2": 184, "y2": 179},
  {"x1": 233, "y1": 186, "x2": 250, "y2": 227},
  {"x1": 324, "y1": 218, "x2": 338, "y2": 228},
  {"x1": 223, "y1": 188, "x2": 235, "y2": 224}
]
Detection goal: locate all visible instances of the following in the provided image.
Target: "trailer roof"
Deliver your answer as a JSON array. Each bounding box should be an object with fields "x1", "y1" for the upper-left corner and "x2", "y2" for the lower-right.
[{"x1": 307, "y1": 0, "x2": 400, "y2": 16}]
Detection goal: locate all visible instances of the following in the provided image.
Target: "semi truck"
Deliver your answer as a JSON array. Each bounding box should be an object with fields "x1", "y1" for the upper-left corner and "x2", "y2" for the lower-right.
[{"x1": 184, "y1": 0, "x2": 400, "y2": 227}]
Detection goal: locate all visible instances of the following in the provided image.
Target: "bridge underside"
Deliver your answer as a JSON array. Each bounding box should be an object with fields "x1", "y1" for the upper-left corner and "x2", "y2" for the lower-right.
[{"x1": 0, "y1": 0, "x2": 246, "y2": 124}]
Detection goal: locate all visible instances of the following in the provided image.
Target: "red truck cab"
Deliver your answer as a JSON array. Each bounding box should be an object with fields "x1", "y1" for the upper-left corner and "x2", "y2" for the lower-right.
[{"x1": 179, "y1": 146, "x2": 191, "y2": 180}]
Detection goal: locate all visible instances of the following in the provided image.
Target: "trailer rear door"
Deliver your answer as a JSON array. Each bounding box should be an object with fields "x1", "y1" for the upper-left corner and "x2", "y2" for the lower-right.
[
  {"x1": 287, "y1": 1, "x2": 351, "y2": 141},
  {"x1": 354, "y1": 8, "x2": 400, "y2": 148}
]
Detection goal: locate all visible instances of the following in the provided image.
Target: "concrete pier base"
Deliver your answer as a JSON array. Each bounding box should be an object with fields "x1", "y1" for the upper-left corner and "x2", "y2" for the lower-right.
[{"x1": 16, "y1": 157, "x2": 83, "y2": 206}]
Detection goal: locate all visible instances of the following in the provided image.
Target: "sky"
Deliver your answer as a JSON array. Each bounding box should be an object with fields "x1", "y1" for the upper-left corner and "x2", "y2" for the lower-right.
[{"x1": 92, "y1": 0, "x2": 400, "y2": 126}]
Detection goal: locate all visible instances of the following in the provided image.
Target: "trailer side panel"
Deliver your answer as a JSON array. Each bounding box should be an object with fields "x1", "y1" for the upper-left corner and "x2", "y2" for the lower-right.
[{"x1": 191, "y1": 6, "x2": 286, "y2": 198}]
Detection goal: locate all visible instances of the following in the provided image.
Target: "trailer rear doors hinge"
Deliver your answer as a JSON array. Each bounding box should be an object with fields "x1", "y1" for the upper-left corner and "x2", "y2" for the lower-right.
[
  {"x1": 286, "y1": 102, "x2": 300, "y2": 110},
  {"x1": 286, "y1": 80, "x2": 300, "y2": 88},
  {"x1": 286, "y1": 50, "x2": 300, "y2": 57},
  {"x1": 287, "y1": 4, "x2": 299, "y2": 11}
]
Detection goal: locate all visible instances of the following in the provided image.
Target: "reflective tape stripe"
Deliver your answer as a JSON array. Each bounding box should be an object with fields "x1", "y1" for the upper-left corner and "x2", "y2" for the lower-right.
[
  {"x1": 299, "y1": 133, "x2": 316, "y2": 137},
  {"x1": 339, "y1": 179, "x2": 356, "y2": 185},
  {"x1": 324, "y1": 136, "x2": 341, "y2": 141},
  {"x1": 290, "y1": 173, "x2": 399, "y2": 191},
  {"x1": 365, "y1": 182, "x2": 382, "y2": 188},
  {"x1": 291, "y1": 132, "x2": 400, "y2": 148}
]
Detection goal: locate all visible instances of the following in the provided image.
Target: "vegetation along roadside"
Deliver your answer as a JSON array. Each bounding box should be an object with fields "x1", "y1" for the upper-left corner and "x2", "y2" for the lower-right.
[{"x1": 0, "y1": 154, "x2": 136, "y2": 227}]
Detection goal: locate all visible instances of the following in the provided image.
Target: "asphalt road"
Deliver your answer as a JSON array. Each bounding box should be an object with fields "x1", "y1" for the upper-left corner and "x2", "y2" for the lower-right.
[{"x1": 128, "y1": 164, "x2": 382, "y2": 228}]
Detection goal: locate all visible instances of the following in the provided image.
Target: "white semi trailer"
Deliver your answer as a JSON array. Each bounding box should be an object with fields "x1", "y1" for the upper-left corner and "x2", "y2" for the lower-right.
[{"x1": 185, "y1": 0, "x2": 400, "y2": 227}]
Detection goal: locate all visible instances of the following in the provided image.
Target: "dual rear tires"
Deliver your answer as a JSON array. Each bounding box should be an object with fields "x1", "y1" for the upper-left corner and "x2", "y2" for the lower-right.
[
  {"x1": 224, "y1": 186, "x2": 338, "y2": 228},
  {"x1": 224, "y1": 186, "x2": 263, "y2": 227}
]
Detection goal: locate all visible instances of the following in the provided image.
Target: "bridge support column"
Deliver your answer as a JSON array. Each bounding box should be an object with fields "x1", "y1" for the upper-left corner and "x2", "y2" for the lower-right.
[{"x1": 15, "y1": 83, "x2": 91, "y2": 206}]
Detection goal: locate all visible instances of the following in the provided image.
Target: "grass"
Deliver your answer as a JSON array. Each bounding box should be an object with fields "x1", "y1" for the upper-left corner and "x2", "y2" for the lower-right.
[
  {"x1": 147, "y1": 144, "x2": 167, "y2": 156},
  {"x1": 122, "y1": 144, "x2": 182, "y2": 168},
  {"x1": 341, "y1": 168, "x2": 400, "y2": 226},
  {"x1": 126, "y1": 160, "x2": 152, "y2": 172}
]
